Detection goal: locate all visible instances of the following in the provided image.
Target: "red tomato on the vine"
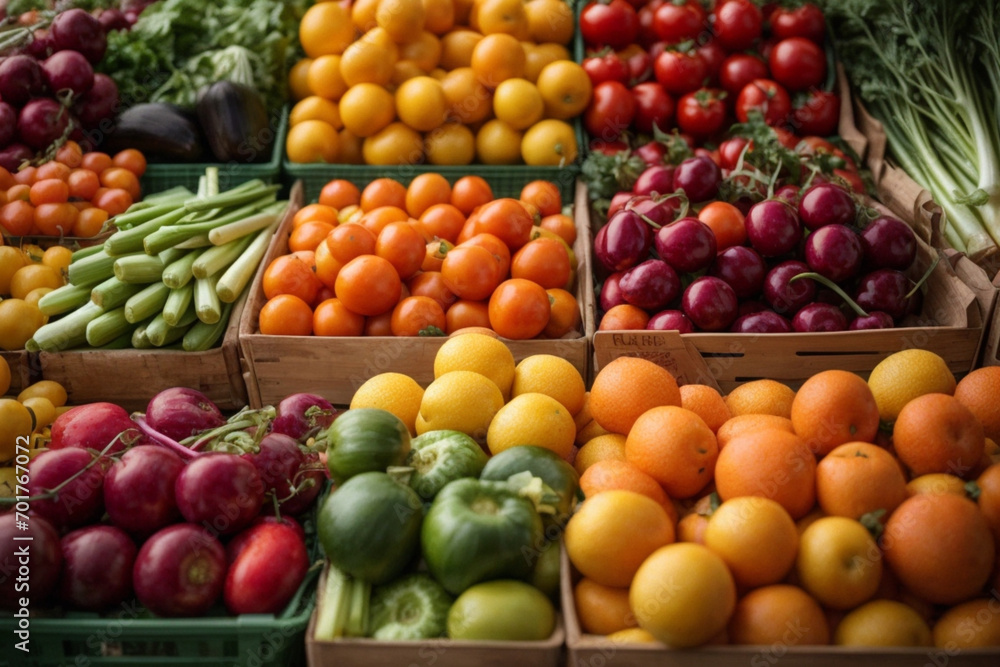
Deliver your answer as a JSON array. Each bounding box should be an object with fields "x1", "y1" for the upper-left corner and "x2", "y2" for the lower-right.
[
  {"x1": 583, "y1": 51, "x2": 630, "y2": 86},
  {"x1": 676, "y1": 88, "x2": 728, "y2": 140},
  {"x1": 712, "y1": 0, "x2": 763, "y2": 51},
  {"x1": 719, "y1": 53, "x2": 768, "y2": 97},
  {"x1": 735, "y1": 78, "x2": 791, "y2": 126},
  {"x1": 769, "y1": 37, "x2": 827, "y2": 91},
  {"x1": 654, "y1": 49, "x2": 707, "y2": 96},
  {"x1": 584, "y1": 81, "x2": 636, "y2": 141},
  {"x1": 769, "y1": 3, "x2": 826, "y2": 44},
  {"x1": 631, "y1": 82, "x2": 675, "y2": 135},
  {"x1": 652, "y1": 1, "x2": 706, "y2": 44},
  {"x1": 791, "y1": 90, "x2": 840, "y2": 137},
  {"x1": 580, "y1": 0, "x2": 639, "y2": 50}
]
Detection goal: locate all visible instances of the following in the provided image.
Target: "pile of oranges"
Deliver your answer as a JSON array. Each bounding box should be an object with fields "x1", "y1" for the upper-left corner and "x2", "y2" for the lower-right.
[
  {"x1": 286, "y1": 0, "x2": 588, "y2": 166},
  {"x1": 0, "y1": 143, "x2": 146, "y2": 239},
  {"x1": 257, "y1": 174, "x2": 581, "y2": 339},
  {"x1": 565, "y1": 349, "x2": 1000, "y2": 650}
]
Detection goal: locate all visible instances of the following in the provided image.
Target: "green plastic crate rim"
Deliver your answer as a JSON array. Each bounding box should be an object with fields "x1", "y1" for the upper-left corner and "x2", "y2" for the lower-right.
[
  {"x1": 139, "y1": 106, "x2": 290, "y2": 196},
  {"x1": 1, "y1": 482, "x2": 328, "y2": 667}
]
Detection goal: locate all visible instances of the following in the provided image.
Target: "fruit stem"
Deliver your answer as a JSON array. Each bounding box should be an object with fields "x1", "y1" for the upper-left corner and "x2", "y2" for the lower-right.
[
  {"x1": 789, "y1": 272, "x2": 869, "y2": 317},
  {"x1": 905, "y1": 253, "x2": 942, "y2": 300},
  {"x1": 133, "y1": 414, "x2": 200, "y2": 460}
]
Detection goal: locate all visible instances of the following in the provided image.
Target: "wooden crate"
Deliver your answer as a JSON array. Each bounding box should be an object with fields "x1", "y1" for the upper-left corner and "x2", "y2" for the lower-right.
[
  {"x1": 306, "y1": 565, "x2": 565, "y2": 667},
  {"x1": 240, "y1": 179, "x2": 596, "y2": 408},
  {"x1": 37, "y1": 288, "x2": 250, "y2": 413},
  {"x1": 1, "y1": 350, "x2": 33, "y2": 397},
  {"x1": 560, "y1": 549, "x2": 999, "y2": 667}
]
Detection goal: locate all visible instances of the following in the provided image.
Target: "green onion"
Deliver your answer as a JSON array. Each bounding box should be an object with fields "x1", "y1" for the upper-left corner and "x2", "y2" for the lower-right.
[
  {"x1": 208, "y1": 202, "x2": 285, "y2": 246},
  {"x1": 314, "y1": 566, "x2": 353, "y2": 641},
  {"x1": 173, "y1": 234, "x2": 213, "y2": 249},
  {"x1": 184, "y1": 181, "x2": 278, "y2": 213},
  {"x1": 146, "y1": 309, "x2": 197, "y2": 347},
  {"x1": 90, "y1": 276, "x2": 145, "y2": 310},
  {"x1": 70, "y1": 244, "x2": 105, "y2": 263},
  {"x1": 162, "y1": 250, "x2": 203, "y2": 290},
  {"x1": 158, "y1": 247, "x2": 185, "y2": 267},
  {"x1": 216, "y1": 220, "x2": 278, "y2": 303},
  {"x1": 194, "y1": 275, "x2": 222, "y2": 324},
  {"x1": 67, "y1": 249, "x2": 118, "y2": 286},
  {"x1": 110, "y1": 202, "x2": 185, "y2": 232},
  {"x1": 113, "y1": 254, "x2": 164, "y2": 284},
  {"x1": 183, "y1": 301, "x2": 233, "y2": 351},
  {"x1": 104, "y1": 207, "x2": 189, "y2": 256},
  {"x1": 131, "y1": 323, "x2": 153, "y2": 349},
  {"x1": 99, "y1": 330, "x2": 135, "y2": 350},
  {"x1": 143, "y1": 198, "x2": 273, "y2": 255},
  {"x1": 27, "y1": 302, "x2": 104, "y2": 352},
  {"x1": 37, "y1": 283, "x2": 93, "y2": 317},
  {"x1": 192, "y1": 233, "x2": 254, "y2": 280},
  {"x1": 163, "y1": 284, "x2": 194, "y2": 327},
  {"x1": 144, "y1": 186, "x2": 195, "y2": 206},
  {"x1": 85, "y1": 306, "x2": 132, "y2": 347},
  {"x1": 124, "y1": 282, "x2": 170, "y2": 324}
]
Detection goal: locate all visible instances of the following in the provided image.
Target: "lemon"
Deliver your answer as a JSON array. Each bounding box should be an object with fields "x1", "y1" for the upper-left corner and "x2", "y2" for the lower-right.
[
  {"x1": 511, "y1": 354, "x2": 586, "y2": 416},
  {"x1": 22, "y1": 396, "x2": 56, "y2": 432},
  {"x1": 433, "y1": 333, "x2": 515, "y2": 400},
  {"x1": 17, "y1": 380, "x2": 68, "y2": 407},
  {"x1": 868, "y1": 349, "x2": 957, "y2": 423},
  {"x1": 575, "y1": 418, "x2": 612, "y2": 447},
  {"x1": 573, "y1": 433, "x2": 627, "y2": 476},
  {"x1": 0, "y1": 398, "x2": 33, "y2": 462},
  {"x1": 350, "y1": 372, "x2": 425, "y2": 436},
  {"x1": 0, "y1": 299, "x2": 44, "y2": 351},
  {"x1": 416, "y1": 370, "x2": 503, "y2": 442},
  {"x1": 834, "y1": 599, "x2": 932, "y2": 647},
  {"x1": 486, "y1": 392, "x2": 575, "y2": 459},
  {"x1": 0, "y1": 356, "x2": 10, "y2": 397}
]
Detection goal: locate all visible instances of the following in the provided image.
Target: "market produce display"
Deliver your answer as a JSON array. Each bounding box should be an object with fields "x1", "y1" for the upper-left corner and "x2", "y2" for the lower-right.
[
  {"x1": 285, "y1": 0, "x2": 587, "y2": 165},
  {"x1": 256, "y1": 174, "x2": 582, "y2": 339}
]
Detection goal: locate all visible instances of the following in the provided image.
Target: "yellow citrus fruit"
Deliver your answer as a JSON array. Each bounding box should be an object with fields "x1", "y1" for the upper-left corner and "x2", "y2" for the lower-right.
[
  {"x1": 422, "y1": 0, "x2": 455, "y2": 34},
  {"x1": 486, "y1": 392, "x2": 576, "y2": 459},
  {"x1": 574, "y1": 433, "x2": 627, "y2": 476},
  {"x1": 290, "y1": 96, "x2": 343, "y2": 128},
  {"x1": 41, "y1": 245, "x2": 72, "y2": 275},
  {"x1": 306, "y1": 54, "x2": 349, "y2": 101},
  {"x1": 340, "y1": 27, "x2": 399, "y2": 87},
  {"x1": 470, "y1": 32, "x2": 525, "y2": 88},
  {"x1": 471, "y1": 0, "x2": 529, "y2": 38},
  {"x1": 605, "y1": 627, "x2": 658, "y2": 644},
  {"x1": 352, "y1": 0, "x2": 381, "y2": 31},
  {"x1": 795, "y1": 516, "x2": 882, "y2": 610},
  {"x1": 399, "y1": 31, "x2": 442, "y2": 71},
  {"x1": 511, "y1": 354, "x2": 585, "y2": 416},
  {"x1": 395, "y1": 76, "x2": 448, "y2": 132},
  {"x1": 17, "y1": 380, "x2": 67, "y2": 407},
  {"x1": 339, "y1": 83, "x2": 396, "y2": 138},
  {"x1": 361, "y1": 122, "x2": 424, "y2": 165},
  {"x1": 424, "y1": 122, "x2": 476, "y2": 165},
  {"x1": 415, "y1": 370, "x2": 503, "y2": 442},
  {"x1": 703, "y1": 496, "x2": 799, "y2": 589},
  {"x1": 535, "y1": 60, "x2": 592, "y2": 120},
  {"x1": 0, "y1": 246, "x2": 28, "y2": 295},
  {"x1": 834, "y1": 599, "x2": 932, "y2": 647},
  {"x1": 10, "y1": 264, "x2": 61, "y2": 300},
  {"x1": 867, "y1": 349, "x2": 957, "y2": 423},
  {"x1": 905, "y1": 472, "x2": 967, "y2": 497},
  {"x1": 376, "y1": 0, "x2": 426, "y2": 43},
  {"x1": 300, "y1": 1, "x2": 356, "y2": 58},
  {"x1": 629, "y1": 542, "x2": 736, "y2": 648},
  {"x1": 932, "y1": 598, "x2": 1000, "y2": 648},
  {"x1": 433, "y1": 332, "x2": 515, "y2": 400},
  {"x1": 573, "y1": 577, "x2": 637, "y2": 636},
  {"x1": 492, "y1": 78, "x2": 544, "y2": 130},
  {"x1": 565, "y1": 490, "x2": 675, "y2": 588},
  {"x1": 285, "y1": 120, "x2": 340, "y2": 163},
  {"x1": 575, "y1": 418, "x2": 612, "y2": 447},
  {"x1": 0, "y1": 356, "x2": 10, "y2": 397},
  {"x1": 520, "y1": 118, "x2": 578, "y2": 166},
  {"x1": 523, "y1": 42, "x2": 570, "y2": 82},
  {"x1": 441, "y1": 67, "x2": 492, "y2": 124},
  {"x1": 0, "y1": 299, "x2": 44, "y2": 351},
  {"x1": 727, "y1": 584, "x2": 830, "y2": 646},
  {"x1": 22, "y1": 396, "x2": 56, "y2": 432},
  {"x1": 350, "y1": 372, "x2": 425, "y2": 435},
  {"x1": 724, "y1": 379, "x2": 796, "y2": 418},
  {"x1": 288, "y1": 58, "x2": 314, "y2": 101},
  {"x1": 525, "y1": 0, "x2": 574, "y2": 44},
  {"x1": 475, "y1": 119, "x2": 523, "y2": 165},
  {"x1": 439, "y1": 28, "x2": 483, "y2": 69},
  {"x1": 0, "y1": 398, "x2": 33, "y2": 461}
]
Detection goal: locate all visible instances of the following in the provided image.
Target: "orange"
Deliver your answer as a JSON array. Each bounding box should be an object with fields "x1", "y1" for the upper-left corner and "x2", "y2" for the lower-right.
[
  {"x1": 441, "y1": 67, "x2": 493, "y2": 124},
  {"x1": 521, "y1": 118, "x2": 578, "y2": 166},
  {"x1": 449, "y1": 175, "x2": 493, "y2": 215},
  {"x1": 704, "y1": 496, "x2": 799, "y2": 589},
  {"x1": 313, "y1": 298, "x2": 365, "y2": 336},
  {"x1": 258, "y1": 294, "x2": 313, "y2": 336},
  {"x1": 724, "y1": 379, "x2": 796, "y2": 419},
  {"x1": 834, "y1": 599, "x2": 932, "y2": 647},
  {"x1": 319, "y1": 179, "x2": 361, "y2": 210},
  {"x1": 471, "y1": 0, "x2": 529, "y2": 37},
  {"x1": 727, "y1": 585, "x2": 830, "y2": 646},
  {"x1": 361, "y1": 178, "x2": 408, "y2": 212},
  {"x1": 892, "y1": 393, "x2": 985, "y2": 478},
  {"x1": 542, "y1": 288, "x2": 580, "y2": 339},
  {"x1": 573, "y1": 578, "x2": 638, "y2": 636},
  {"x1": 791, "y1": 370, "x2": 880, "y2": 456},
  {"x1": 815, "y1": 442, "x2": 908, "y2": 521},
  {"x1": 629, "y1": 543, "x2": 736, "y2": 648},
  {"x1": 339, "y1": 83, "x2": 396, "y2": 138},
  {"x1": 598, "y1": 303, "x2": 649, "y2": 330},
  {"x1": 334, "y1": 255, "x2": 403, "y2": 316},
  {"x1": 714, "y1": 429, "x2": 817, "y2": 519},
  {"x1": 524, "y1": 0, "x2": 574, "y2": 44},
  {"x1": 589, "y1": 356, "x2": 681, "y2": 436},
  {"x1": 470, "y1": 33, "x2": 525, "y2": 89},
  {"x1": 439, "y1": 28, "x2": 483, "y2": 69},
  {"x1": 905, "y1": 473, "x2": 967, "y2": 497},
  {"x1": 285, "y1": 120, "x2": 340, "y2": 163},
  {"x1": 955, "y1": 366, "x2": 1000, "y2": 443},
  {"x1": 535, "y1": 60, "x2": 592, "y2": 120},
  {"x1": 340, "y1": 27, "x2": 399, "y2": 87},
  {"x1": 625, "y1": 406, "x2": 718, "y2": 500},
  {"x1": 564, "y1": 490, "x2": 675, "y2": 588},
  {"x1": 882, "y1": 493, "x2": 995, "y2": 605},
  {"x1": 299, "y1": 1, "x2": 355, "y2": 58},
  {"x1": 679, "y1": 384, "x2": 732, "y2": 434},
  {"x1": 577, "y1": 418, "x2": 615, "y2": 446},
  {"x1": 574, "y1": 433, "x2": 627, "y2": 475},
  {"x1": 306, "y1": 54, "x2": 348, "y2": 101},
  {"x1": 422, "y1": 0, "x2": 455, "y2": 34},
  {"x1": 796, "y1": 516, "x2": 882, "y2": 611},
  {"x1": 716, "y1": 414, "x2": 794, "y2": 449},
  {"x1": 395, "y1": 76, "x2": 448, "y2": 132},
  {"x1": 377, "y1": 0, "x2": 426, "y2": 42},
  {"x1": 405, "y1": 172, "x2": 452, "y2": 218},
  {"x1": 580, "y1": 459, "x2": 675, "y2": 521},
  {"x1": 932, "y1": 598, "x2": 1000, "y2": 648},
  {"x1": 975, "y1": 463, "x2": 1000, "y2": 538}
]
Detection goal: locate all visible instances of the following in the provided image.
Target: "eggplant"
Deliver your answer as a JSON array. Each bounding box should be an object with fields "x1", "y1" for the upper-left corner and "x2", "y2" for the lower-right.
[
  {"x1": 196, "y1": 81, "x2": 272, "y2": 164},
  {"x1": 101, "y1": 103, "x2": 206, "y2": 162}
]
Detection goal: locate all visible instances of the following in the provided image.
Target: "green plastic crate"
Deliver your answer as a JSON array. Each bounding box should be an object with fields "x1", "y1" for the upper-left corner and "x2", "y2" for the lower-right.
[
  {"x1": 1, "y1": 484, "x2": 326, "y2": 667},
  {"x1": 140, "y1": 106, "x2": 290, "y2": 196}
]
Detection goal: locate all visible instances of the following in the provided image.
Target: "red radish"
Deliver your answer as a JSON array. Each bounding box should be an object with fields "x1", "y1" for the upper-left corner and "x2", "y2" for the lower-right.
[
  {"x1": 73, "y1": 72, "x2": 119, "y2": 128},
  {"x1": 0, "y1": 55, "x2": 47, "y2": 106},
  {"x1": 27, "y1": 448, "x2": 107, "y2": 532},
  {"x1": 96, "y1": 8, "x2": 130, "y2": 32},
  {"x1": 42, "y1": 50, "x2": 95, "y2": 98},
  {"x1": 0, "y1": 513, "x2": 62, "y2": 610},
  {"x1": 104, "y1": 445, "x2": 186, "y2": 538},
  {"x1": 133, "y1": 524, "x2": 227, "y2": 617},
  {"x1": 144, "y1": 387, "x2": 226, "y2": 443},
  {"x1": 0, "y1": 102, "x2": 16, "y2": 146},
  {"x1": 49, "y1": 9, "x2": 107, "y2": 64},
  {"x1": 0, "y1": 143, "x2": 33, "y2": 171},
  {"x1": 17, "y1": 98, "x2": 74, "y2": 151},
  {"x1": 174, "y1": 453, "x2": 265, "y2": 535},
  {"x1": 243, "y1": 433, "x2": 323, "y2": 515},
  {"x1": 271, "y1": 393, "x2": 337, "y2": 441},
  {"x1": 50, "y1": 402, "x2": 143, "y2": 455},
  {"x1": 224, "y1": 520, "x2": 309, "y2": 615},
  {"x1": 59, "y1": 525, "x2": 137, "y2": 611}
]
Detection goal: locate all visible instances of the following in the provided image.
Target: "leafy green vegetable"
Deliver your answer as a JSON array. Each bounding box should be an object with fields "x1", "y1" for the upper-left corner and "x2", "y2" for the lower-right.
[
  {"x1": 823, "y1": 0, "x2": 1000, "y2": 261},
  {"x1": 99, "y1": 0, "x2": 309, "y2": 111}
]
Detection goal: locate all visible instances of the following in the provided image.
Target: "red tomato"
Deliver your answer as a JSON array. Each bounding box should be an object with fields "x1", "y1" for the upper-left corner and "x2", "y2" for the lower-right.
[
  {"x1": 769, "y1": 3, "x2": 826, "y2": 44},
  {"x1": 653, "y1": 49, "x2": 707, "y2": 96},
  {"x1": 735, "y1": 78, "x2": 791, "y2": 126},
  {"x1": 769, "y1": 37, "x2": 827, "y2": 91},
  {"x1": 631, "y1": 82, "x2": 675, "y2": 135},
  {"x1": 676, "y1": 88, "x2": 728, "y2": 140},
  {"x1": 717, "y1": 136, "x2": 750, "y2": 170},
  {"x1": 589, "y1": 138, "x2": 630, "y2": 156},
  {"x1": 719, "y1": 53, "x2": 768, "y2": 97},
  {"x1": 694, "y1": 38, "x2": 727, "y2": 85},
  {"x1": 580, "y1": 0, "x2": 639, "y2": 50},
  {"x1": 582, "y1": 51, "x2": 630, "y2": 86},
  {"x1": 712, "y1": 0, "x2": 763, "y2": 51},
  {"x1": 584, "y1": 80, "x2": 636, "y2": 141},
  {"x1": 652, "y1": 1, "x2": 705, "y2": 44},
  {"x1": 791, "y1": 90, "x2": 840, "y2": 137}
]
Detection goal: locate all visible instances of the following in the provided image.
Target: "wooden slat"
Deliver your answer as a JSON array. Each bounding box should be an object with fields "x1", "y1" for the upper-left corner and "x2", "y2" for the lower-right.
[{"x1": 1, "y1": 350, "x2": 32, "y2": 396}]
